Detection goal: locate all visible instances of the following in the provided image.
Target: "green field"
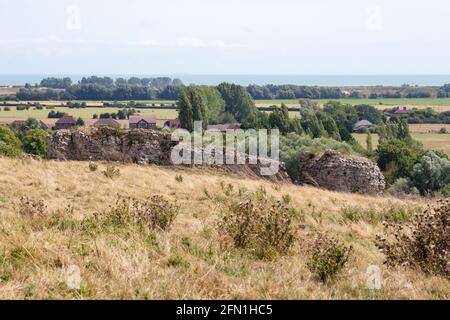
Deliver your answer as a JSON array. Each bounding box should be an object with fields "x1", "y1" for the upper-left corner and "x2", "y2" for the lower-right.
[
  {"x1": 0, "y1": 106, "x2": 178, "y2": 121},
  {"x1": 256, "y1": 98, "x2": 450, "y2": 107},
  {"x1": 353, "y1": 132, "x2": 450, "y2": 156}
]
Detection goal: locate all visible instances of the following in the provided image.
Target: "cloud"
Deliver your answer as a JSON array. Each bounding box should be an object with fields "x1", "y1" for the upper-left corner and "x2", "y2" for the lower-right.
[
  {"x1": 0, "y1": 36, "x2": 261, "y2": 52},
  {"x1": 170, "y1": 37, "x2": 207, "y2": 48}
]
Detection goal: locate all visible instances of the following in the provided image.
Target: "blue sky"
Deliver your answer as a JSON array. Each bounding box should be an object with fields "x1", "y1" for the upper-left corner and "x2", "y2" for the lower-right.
[{"x1": 0, "y1": 0, "x2": 449, "y2": 75}]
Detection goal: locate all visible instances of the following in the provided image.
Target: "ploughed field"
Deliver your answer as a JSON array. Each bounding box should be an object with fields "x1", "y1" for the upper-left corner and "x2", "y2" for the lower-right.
[{"x1": 0, "y1": 157, "x2": 448, "y2": 299}]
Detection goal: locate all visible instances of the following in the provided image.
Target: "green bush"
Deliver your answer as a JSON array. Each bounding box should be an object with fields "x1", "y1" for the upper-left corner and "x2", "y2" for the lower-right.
[
  {"x1": 22, "y1": 128, "x2": 49, "y2": 157},
  {"x1": 376, "y1": 139, "x2": 421, "y2": 184},
  {"x1": 441, "y1": 184, "x2": 450, "y2": 197},
  {"x1": 409, "y1": 151, "x2": 450, "y2": 195},
  {"x1": 0, "y1": 125, "x2": 22, "y2": 157}
]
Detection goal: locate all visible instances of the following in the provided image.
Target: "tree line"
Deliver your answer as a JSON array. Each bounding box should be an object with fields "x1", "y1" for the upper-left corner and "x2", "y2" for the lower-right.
[{"x1": 16, "y1": 76, "x2": 183, "y2": 101}]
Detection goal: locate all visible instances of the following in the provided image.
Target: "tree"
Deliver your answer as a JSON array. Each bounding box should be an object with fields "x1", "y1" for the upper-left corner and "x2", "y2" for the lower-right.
[
  {"x1": 178, "y1": 88, "x2": 193, "y2": 131},
  {"x1": 198, "y1": 87, "x2": 225, "y2": 124},
  {"x1": 301, "y1": 111, "x2": 326, "y2": 138},
  {"x1": 409, "y1": 151, "x2": 450, "y2": 195},
  {"x1": 376, "y1": 139, "x2": 421, "y2": 184},
  {"x1": 269, "y1": 105, "x2": 291, "y2": 134},
  {"x1": 0, "y1": 125, "x2": 22, "y2": 157},
  {"x1": 76, "y1": 117, "x2": 85, "y2": 126},
  {"x1": 316, "y1": 112, "x2": 341, "y2": 141},
  {"x1": 355, "y1": 104, "x2": 384, "y2": 124},
  {"x1": 189, "y1": 88, "x2": 208, "y2": 129},
  {"x1": 217, "y1": 83, "x2": 255, "y2": 123},
  {"x1": 366, "y1": 132, "x2": 373, "y2": 156},
  {"x1": 22, "y1": 129, "x2": 48, "y2": 157},
  {"x1": 323, "y1": 101, "x2": 358, "y2": 141}
]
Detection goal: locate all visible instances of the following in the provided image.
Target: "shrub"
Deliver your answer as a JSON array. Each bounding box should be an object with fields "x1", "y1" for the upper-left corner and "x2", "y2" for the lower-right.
[
  {"x1": 0, "y1": 125, "x2": 22, "y2": 157},
  {"x1": 105, "y1": 196, "x2": 179, "y2": 231},
  {"x1": 442, "y1": 184, "x2": 450, "y2": 197},
  {"x1": 89, "y1": 162, "x2": 98, "y2": 172},
  {"x1": 131, "y1": 195, "x2": 179, "y2": 231},
  {"x1": 17, "y1": 197, "x2": 47, "y2": 217},
  {"x1": 218, "y1": 191, "x2": 297, "y2": 260},
  {"x1": 175, "y1": 174, "x2": 183, "y2": 183},
  {"x1": 103, "y1": 165, "x2": 120, "y2": 178},
  {"x1": 307, "y1": 233, "x2": 352, "y2": 282},
  {"x1": 22, "y1": 128, "x2": 48, "y2": 157},
  {"x1": 376, "y1": 199, "x2": 450, "y2": 279}
]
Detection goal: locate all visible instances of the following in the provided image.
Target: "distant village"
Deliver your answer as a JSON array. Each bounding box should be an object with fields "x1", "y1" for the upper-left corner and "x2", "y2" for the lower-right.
[{"x1": 6, "y1": 105, "x2": 421, "y2": 134}]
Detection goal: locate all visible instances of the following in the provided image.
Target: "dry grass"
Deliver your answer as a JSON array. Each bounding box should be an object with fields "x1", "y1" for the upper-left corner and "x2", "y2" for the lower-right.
[{"x1": 0, "y1": 157, "x2": 448, "y2": 300}]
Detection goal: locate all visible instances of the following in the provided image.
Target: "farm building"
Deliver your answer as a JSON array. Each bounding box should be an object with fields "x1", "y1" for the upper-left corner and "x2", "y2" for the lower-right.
[
  {"x1": 94, "y1": 118, "x2": 120, "y2": 128},
  {"x1": 162, "y1": 119, "x2": 181, "y2": 131},
  {"x1": 207, "y1": 123, "x2": 241, "y2": 132},
  {"x1": 55, "y1": 116, "x2": 77, "y2": 130},
  {"x1": 393, "y1": 106, "x2": 413, "y2": 115},
  {"x1": 129, "y1": 115, "x2": 157, "y2": 129},
  {"x1": 353, "y1": 119, "x2": 373, "y2": 133}
]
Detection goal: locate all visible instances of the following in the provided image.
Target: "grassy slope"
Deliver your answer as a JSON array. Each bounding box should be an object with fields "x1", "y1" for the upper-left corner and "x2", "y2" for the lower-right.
[{"x1": 0, "y1": 157, "x2": 448, "y2": 299}]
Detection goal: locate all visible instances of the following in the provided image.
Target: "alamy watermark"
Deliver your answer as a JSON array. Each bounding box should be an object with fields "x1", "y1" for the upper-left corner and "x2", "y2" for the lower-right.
[{"x1": 170, "y1": 121, "x2": 280, "y2": 176}]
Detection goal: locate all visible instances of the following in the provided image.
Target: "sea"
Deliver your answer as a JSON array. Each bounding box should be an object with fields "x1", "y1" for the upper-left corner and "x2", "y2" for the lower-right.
[{"x1": 1, "y1": 74, "x2": 450, "y2": 87}]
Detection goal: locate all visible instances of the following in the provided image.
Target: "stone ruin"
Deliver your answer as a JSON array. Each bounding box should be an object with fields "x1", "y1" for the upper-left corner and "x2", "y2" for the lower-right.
[
  {"x1": 298, "y1": 150, "x2": 385, "y2": 194},
  {"x1": 47, "y1": 127, "x2": 176, "y2": 165},
  {"x1": 46, "y1": 127, "x2": 291, "y2": 183},
  {"x1": 47, "y1": 129, "x2": 386, "y2": 193}
]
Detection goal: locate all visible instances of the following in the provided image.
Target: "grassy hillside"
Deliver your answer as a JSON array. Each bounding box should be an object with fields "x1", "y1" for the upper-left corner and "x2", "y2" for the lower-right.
[{"x1": 0, "y1": 158, "x2": 448, "y2": 299}]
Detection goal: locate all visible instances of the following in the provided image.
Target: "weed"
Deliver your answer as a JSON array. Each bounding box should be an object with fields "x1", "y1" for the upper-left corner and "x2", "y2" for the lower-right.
[
  {"x1": 307, "y1": 233, "x2": 352, "y2": 283},
  {"x1": 376, "y1": 199, "x2": 450, "y2": 279},
  {"x1": 103, "y1": 165, "x2": 120, "y2": 178},
  {"x1": 218, "y1": 191, "x2": 298, "y2": 260}
]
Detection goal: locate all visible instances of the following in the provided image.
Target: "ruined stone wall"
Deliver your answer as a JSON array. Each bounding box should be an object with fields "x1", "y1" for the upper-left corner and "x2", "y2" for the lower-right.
[
  {"x1": 298, "y1": 150, "x2": 385, "y2": 194},
  {"x1": 46, "y1": 128, "x2": 290, "y2": 183},
  {"x1": 47, "y1": 127, "x2": 175, "y2": 165}
]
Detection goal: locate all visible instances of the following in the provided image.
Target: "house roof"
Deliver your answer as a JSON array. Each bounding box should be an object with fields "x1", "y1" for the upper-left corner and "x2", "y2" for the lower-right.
[
  {"x1": 393, "y1": 105, "x2": 413, "y2": 114},
  {"x1": 56, "y1": 116, "x2": 76, "y2": 124},
  {"x1": 129, "y1": 115, "x2": 157, "y2": 124},
  {"x1": 354, "y1": 120, "x2": 373, "y2": 127}
]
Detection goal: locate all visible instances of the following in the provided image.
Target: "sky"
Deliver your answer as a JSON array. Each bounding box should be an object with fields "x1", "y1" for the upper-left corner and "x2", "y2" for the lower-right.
[{"x1": 0, "y1": 0, "x2": 449, "y2": 75}]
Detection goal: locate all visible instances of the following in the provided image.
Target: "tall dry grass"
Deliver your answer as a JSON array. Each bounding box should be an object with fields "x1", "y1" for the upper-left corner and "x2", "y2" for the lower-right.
[{"x1": 0, "y1": 157, "x2": 448, "y2": 299}]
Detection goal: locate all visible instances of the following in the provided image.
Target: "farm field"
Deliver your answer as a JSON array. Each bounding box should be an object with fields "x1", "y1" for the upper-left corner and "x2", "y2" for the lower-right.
[
  {"x1": 2, "y1": 100, "x2": 177, "y2": 106},
  {"x1": 256, "y1": 99, "x2": 450, "y2": 112},
  {"x1": 0, "y1": 157, "x2": 448, "y2": 299},
  {"x1": 0, "y1": 106, "x2": 178, "y2": 122},
  {"x1": 353, "y1": 132, "x2": 450, "y2": 156}
]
